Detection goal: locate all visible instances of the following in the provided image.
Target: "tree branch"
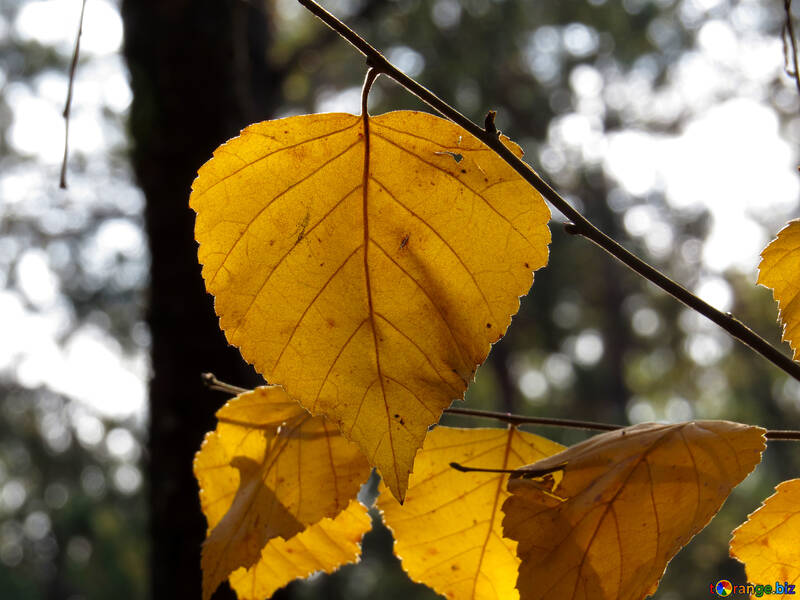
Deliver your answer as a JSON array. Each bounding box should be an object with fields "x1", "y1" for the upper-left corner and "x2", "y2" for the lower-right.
[
  {"x1": 201, "y1": 372, "x2": 249, "y2": 396},
  {"x1": 296, "y1": 0, "x2": 800, "y2": 383},
  {"x1": 445, "y1": 406, "x2": 800, "y2": 441},
  {"x1": 60, "y1": 0, "x2": 87, "y2": 189},
  {"x1": 200, "y1": 375, "x2": 800, "y2": 442},
  {"x1": 450, "y1": 460, "x2": 567, "y2": 477},
  {"x1": 783, "y1": 0, "x2": 800, "y2": 96},
  {"x1": 444, "y1": 407, "x2": 621, "y2": 432}
]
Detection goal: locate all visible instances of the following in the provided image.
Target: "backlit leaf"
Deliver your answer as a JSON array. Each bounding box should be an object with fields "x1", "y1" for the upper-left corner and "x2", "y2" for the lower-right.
[
  {"x1": 228, "y1": 499, "x2": 372, "y2": 600},
  {"x1": 730, "y1": 478, "x2": 800, "y2": 587},
  {"x1": 758, "y1": 219, "x2": 800, "y2": 360},
  {"x1": 191, "y1": 110, "x2": 551, "y2": 500},
  {"x1": 502, "y1": 421, "x2": 766, "y2": 600},
  {"x1": 194, "y1": 386, "x2": 370, "y2": 600},
  {"x1": 378, "y1": 426, "x2": 564, "y2": 600}
]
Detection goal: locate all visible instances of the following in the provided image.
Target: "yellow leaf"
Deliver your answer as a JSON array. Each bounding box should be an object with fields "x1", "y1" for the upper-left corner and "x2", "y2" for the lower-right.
[
  {"x1": 378, "y1": 426, "x2": 565, "y2": 600},
  {"x1": 193, "y1": 386, "x2": 370, "y2": 600},
  {"x1": 758, "y1": 219, "x2": 800, "y2": 360},
  {"x1": 228, "y1": 499, "x2": 372, "y2": 600},
  {"x1": 502, "y1": 421, "x2": 766, "y2": 600},
  {"x1": 191, "y1": 110, "x2": 551, "y2": 500},
  {"x1": 730, "y1": 479, "x2": 800, "y2": 588}
]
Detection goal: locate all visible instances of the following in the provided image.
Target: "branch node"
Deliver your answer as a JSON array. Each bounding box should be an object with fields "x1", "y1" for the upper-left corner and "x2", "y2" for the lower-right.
[
  {"x1": 484, "y1": 110, "x2": 499, "y2": 137},
  {"x1": 366, "y1": 53, "x2": 389, "y2": 72},
  {"x1": 564, "y1": 222, "x2": 580, "y2": 235}
]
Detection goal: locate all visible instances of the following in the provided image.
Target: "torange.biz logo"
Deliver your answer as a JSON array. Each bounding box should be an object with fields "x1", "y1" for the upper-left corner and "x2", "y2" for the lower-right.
[{"x1": 712, "y1": 580, "x2": 796, "y2": 597}]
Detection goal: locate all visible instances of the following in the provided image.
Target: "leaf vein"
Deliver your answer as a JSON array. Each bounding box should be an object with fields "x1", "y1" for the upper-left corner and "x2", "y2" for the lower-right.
[{"x1": 371, "y1": 131, "x2": 539, "y2": 252}]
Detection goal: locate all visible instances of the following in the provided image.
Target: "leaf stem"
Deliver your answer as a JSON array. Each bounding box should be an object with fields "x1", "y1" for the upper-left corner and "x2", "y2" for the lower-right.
[
  {"x1": 295, "y1": 0, "x2": 800, "y2": 383},
  {"x1": 361, "y1": 67, "x2": 378, "y2": 116}
]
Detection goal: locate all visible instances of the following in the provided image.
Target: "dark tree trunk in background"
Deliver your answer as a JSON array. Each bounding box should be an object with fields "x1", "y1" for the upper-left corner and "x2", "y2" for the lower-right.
[{"x1": 121, "y1": 2, "x2": 280, "y2": 598}]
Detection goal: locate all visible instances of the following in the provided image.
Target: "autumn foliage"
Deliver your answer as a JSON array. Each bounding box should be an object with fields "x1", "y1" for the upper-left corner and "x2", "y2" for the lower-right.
[
  {"x1": 191, "y1": 111, "x2": 550, "y2": 501},
  {"x1": 187, "y1": 6, "x2": 800, "y2": 599}
]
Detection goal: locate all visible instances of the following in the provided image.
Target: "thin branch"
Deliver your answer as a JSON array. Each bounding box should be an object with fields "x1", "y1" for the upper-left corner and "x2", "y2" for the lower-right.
[
  {"x1": 201, "y1": 372, "x2": 249, "y2": 396},
  {"x1": 444, "y1": 407, "x2": 621, "y2": 432},
  {"x1": 446, "y1": 406, "x2": 800, "y2": 442},
  {"x1": 450, "y1": 461, "x2": 567, "y2": 477},
  {"x1": 763, "y1": 429, "x2": 800, "y2": 441},
  {"x1": 60, "y1": 0, "x2": 87, "y2": 189},
  {"x1": 784, "y1": 0, "x2": 800, "y2": 96},
  {"x1": 296, "y1": 0, "x2": 800, "y2": 383},
  {"x1": 201, "y1": 375, "x2": 800, "y2": 441},
  {"x1": 281, "y1": 0, "x2": 386, "y2": 77}
]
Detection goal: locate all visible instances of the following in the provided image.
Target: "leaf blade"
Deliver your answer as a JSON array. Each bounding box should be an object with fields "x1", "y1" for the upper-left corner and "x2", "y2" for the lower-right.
[
  {"x1": 191, "y1": 110, "x2": 551, "y2": 500},
  {"x1": 228, "y1": 499, "x2": 372, "y2": 600},
  {"x1": 378, "y1": 426, "x2": 565, "y2": 600},
  {"x1": 193, "y1": 386, "x2": 370, "y2": 600},
  {"x1": 502, "y1": 421, "x2": 766, "y2": 600},
  {"x1": 758, "y1": 219, "x2": 800, "y2": 360},
  {"x1": 730, "y1": 478, "x2": 800, "y2": 587}
]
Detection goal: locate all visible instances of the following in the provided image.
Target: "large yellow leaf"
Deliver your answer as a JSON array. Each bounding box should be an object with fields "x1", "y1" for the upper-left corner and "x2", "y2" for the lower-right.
[
  {"x1": 228, "y1": 499, "x2": 372, "y2": 600},
  {"x1": 758, "y1": 219, "x2": 800, "y2": 360},
  {"x1": 730, "y1": 479, "x2": 800, "y2": 588},
  {"x1": 377, "y1": 426, "x2": 564, "y2": 600},
  {"x1": 191, "y1": 110, "x2": 551, "y2": 500},
  {"x1": 502, "y1": 421, "x2": 766, "y2": 600},
  {"x1": 194, "y1": 386, "x2": 370, "y2": 600}
]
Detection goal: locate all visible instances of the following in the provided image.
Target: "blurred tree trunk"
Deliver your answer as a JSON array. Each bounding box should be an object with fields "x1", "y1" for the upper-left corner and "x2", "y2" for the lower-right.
[{"x1": 121, "y1": 2, "x2": 280, "y2": 598}]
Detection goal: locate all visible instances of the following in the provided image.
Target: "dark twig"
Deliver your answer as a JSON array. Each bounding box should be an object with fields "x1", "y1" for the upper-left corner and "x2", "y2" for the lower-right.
[
  {"x1": 202, "y1": 374, "x2": 800, "y2": 441},
  {"x1": 783, "y1": 0, "x2": 800, "y2": 96},
  {"x1": 446, "y1": 406, "x2": 800, "y2": 441},
  {"x1": 444, "y1": 407, "x2": 621, "y2": 432},
  {"x1": 450, "y1": 461, "x2": 567, "y2": 477},
  {"x1": 764, "y1": 429, "x2": 800, "y2": 441},
  {"x1": 60, "y1": 0, "x2": 87, "y2": 189},
  {"x1": 484, "y1": 110, "x2": 498, "y2": 136},
  {"x1": 296, "y1": 0, "x2": 800, "y2": 383},
  {"x1": 201, "y1": 372, "x2": 249, "y2": 396}
]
